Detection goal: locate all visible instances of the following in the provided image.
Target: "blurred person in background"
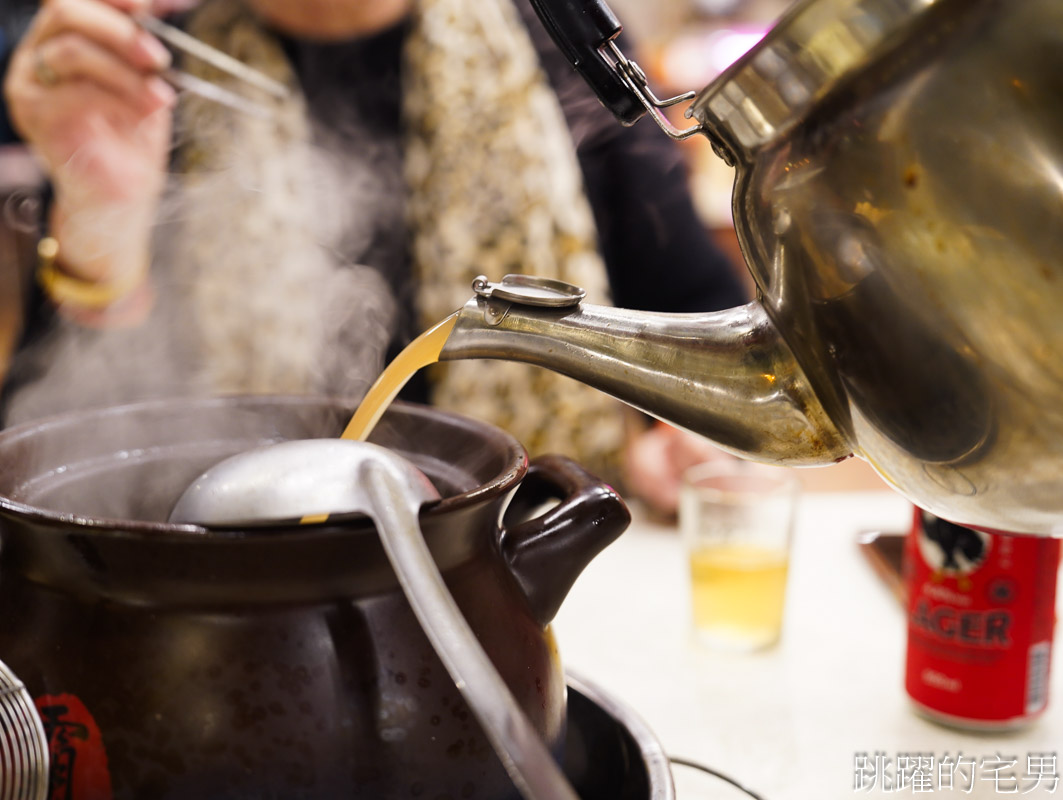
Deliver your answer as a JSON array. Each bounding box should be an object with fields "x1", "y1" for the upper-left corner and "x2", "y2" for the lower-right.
[{"x1": 0, "y1": 0, "x2": 746, "y2": 513}]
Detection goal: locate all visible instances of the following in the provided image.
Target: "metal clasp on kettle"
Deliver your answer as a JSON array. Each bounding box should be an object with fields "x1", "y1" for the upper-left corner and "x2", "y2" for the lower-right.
[
  {"x1": 599, "y1": 40, "x2": 706, "y2": 141},
  {"x1": 526, "y1": 0, "x2": 704, "y2": 141},
  {"x1": 471, "y1": 275, "x2": 585, "y2": 325}
]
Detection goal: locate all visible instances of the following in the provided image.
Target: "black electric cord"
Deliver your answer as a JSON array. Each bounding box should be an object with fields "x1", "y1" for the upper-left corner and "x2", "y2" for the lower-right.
[{"x1": 668, "y1": 756, "x2": 768, "y2": 800}]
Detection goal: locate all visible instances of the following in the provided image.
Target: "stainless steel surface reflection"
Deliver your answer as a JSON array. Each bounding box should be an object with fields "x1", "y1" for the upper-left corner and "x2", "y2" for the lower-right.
[
  {"x1": 441, "y1": 0, "x2": 1063, "y2": 534},
  {"x1": 0, "y1": 658, "x2": 48, "y2": 800},
  {"x1": 695, "y1": 0, "x2": 1063, "y2": 533}
]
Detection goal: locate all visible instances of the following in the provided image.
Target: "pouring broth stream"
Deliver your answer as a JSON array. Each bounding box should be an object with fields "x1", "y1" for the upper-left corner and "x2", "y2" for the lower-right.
[
  {"x1": 300, "y1": 314, "x2": 457, "y2": 524},
  {"x1": 342, "y1": 313, "x2": 458, "y2": 441}
]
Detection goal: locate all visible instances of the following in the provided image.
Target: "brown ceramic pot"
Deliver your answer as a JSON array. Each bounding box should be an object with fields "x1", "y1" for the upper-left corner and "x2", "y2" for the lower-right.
[{"x1": 0, "y1": 396, "x2": 629, "y2": 799}]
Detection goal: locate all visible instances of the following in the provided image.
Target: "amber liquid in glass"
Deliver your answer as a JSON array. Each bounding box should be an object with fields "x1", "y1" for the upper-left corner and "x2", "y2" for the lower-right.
[{"x1": 689, "y1": 544, "x2": 789, "y2": 650}]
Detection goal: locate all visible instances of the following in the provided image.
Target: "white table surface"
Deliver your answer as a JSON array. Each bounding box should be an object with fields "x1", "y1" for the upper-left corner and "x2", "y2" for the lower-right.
[{"x1": 553, "y1": 491, "x2": 1063, "y2": 800}]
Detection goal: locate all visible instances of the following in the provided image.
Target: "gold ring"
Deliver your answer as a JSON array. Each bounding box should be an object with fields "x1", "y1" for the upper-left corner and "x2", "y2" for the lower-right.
[{"x1": 33, "y1": 49, "x2": 59, "y2": 87}]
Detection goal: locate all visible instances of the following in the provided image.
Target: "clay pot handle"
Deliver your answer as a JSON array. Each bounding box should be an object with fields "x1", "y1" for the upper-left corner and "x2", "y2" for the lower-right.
[{"x1": 500, "y1": 455, "x2": 630, "y2": 626}]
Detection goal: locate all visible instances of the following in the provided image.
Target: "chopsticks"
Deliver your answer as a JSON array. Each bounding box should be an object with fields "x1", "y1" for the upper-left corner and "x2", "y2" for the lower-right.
[
  {"x1": 134, "y1": 13, "x2": 289, "y2": 117},
  {"x1": 160, "y1": 68, "x2": 278, "y2": 119}
]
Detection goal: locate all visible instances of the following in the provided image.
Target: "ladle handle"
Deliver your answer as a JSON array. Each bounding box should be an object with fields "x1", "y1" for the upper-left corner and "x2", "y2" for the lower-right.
[{"x1": 363, "y1": 463, "x2": 581, "y2": 800}]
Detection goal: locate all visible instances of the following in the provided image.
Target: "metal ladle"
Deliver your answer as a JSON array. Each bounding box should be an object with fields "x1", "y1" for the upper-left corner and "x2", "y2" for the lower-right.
[{"x1": 169, "y1": 439, "x2": 579, "y2": 800}]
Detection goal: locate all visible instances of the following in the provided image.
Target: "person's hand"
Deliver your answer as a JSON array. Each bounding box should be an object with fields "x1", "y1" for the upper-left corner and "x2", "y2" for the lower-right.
[
  {"x1": 3, "y1": 0, "x2": 176, "y2": 285},
  {"x1": 623, "y1": 421, "x2": 735, "y2": 517}
]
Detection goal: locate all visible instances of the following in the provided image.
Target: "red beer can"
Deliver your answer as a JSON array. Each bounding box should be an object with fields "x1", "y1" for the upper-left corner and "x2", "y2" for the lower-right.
[{"x1": 904, "y1": 507, "x2": 1060, "y2": 730}]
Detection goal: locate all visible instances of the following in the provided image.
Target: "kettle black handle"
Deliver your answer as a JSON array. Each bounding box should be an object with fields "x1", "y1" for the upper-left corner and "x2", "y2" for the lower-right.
[{"x1": 526, "y1": 0, "x2": 645, "y2": 125}]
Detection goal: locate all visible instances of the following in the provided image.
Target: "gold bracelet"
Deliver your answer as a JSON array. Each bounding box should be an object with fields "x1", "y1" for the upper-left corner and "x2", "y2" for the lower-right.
[{"x1": 36, "y1": 237, "x2": 145, "y2": 310}]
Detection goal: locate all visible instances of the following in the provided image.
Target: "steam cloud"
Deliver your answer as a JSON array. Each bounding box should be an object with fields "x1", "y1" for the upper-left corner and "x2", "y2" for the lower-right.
[{"x1": 4, "y1": 63, "x2": 407, "y2": 428}]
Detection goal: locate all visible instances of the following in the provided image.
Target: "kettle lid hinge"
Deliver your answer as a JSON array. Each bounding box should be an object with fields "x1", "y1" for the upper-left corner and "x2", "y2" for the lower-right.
[{"x1": 600, "y1": 40, "x2": 706, "y2": 142}]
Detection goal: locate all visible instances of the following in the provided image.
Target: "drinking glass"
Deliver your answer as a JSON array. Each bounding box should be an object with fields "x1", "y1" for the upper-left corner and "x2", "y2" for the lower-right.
[{"x1": 680, "y1": 461, "x2": 800, "y2": 651}]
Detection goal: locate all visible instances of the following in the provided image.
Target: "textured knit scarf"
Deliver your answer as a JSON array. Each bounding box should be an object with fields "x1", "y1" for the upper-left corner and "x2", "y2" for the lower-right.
[{"x1": 173, "y1": 0, "x2": 627, "y2": 479}]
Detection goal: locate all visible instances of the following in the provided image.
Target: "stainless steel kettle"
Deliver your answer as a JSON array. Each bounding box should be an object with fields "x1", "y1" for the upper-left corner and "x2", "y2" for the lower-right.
[{"x1": 438, "y1": 0, "x2": 1063, "y2": 534}]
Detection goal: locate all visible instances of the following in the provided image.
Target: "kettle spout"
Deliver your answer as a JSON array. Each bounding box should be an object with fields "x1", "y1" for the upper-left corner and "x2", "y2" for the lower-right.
[{"x1": 440, "y1": 278, "x2": 850, "y2": 466}]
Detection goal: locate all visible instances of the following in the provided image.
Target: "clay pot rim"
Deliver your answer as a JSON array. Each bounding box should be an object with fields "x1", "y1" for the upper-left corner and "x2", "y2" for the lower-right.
[{"x1": 0, "y1": 395, "x2": 529, "y2": 541}]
